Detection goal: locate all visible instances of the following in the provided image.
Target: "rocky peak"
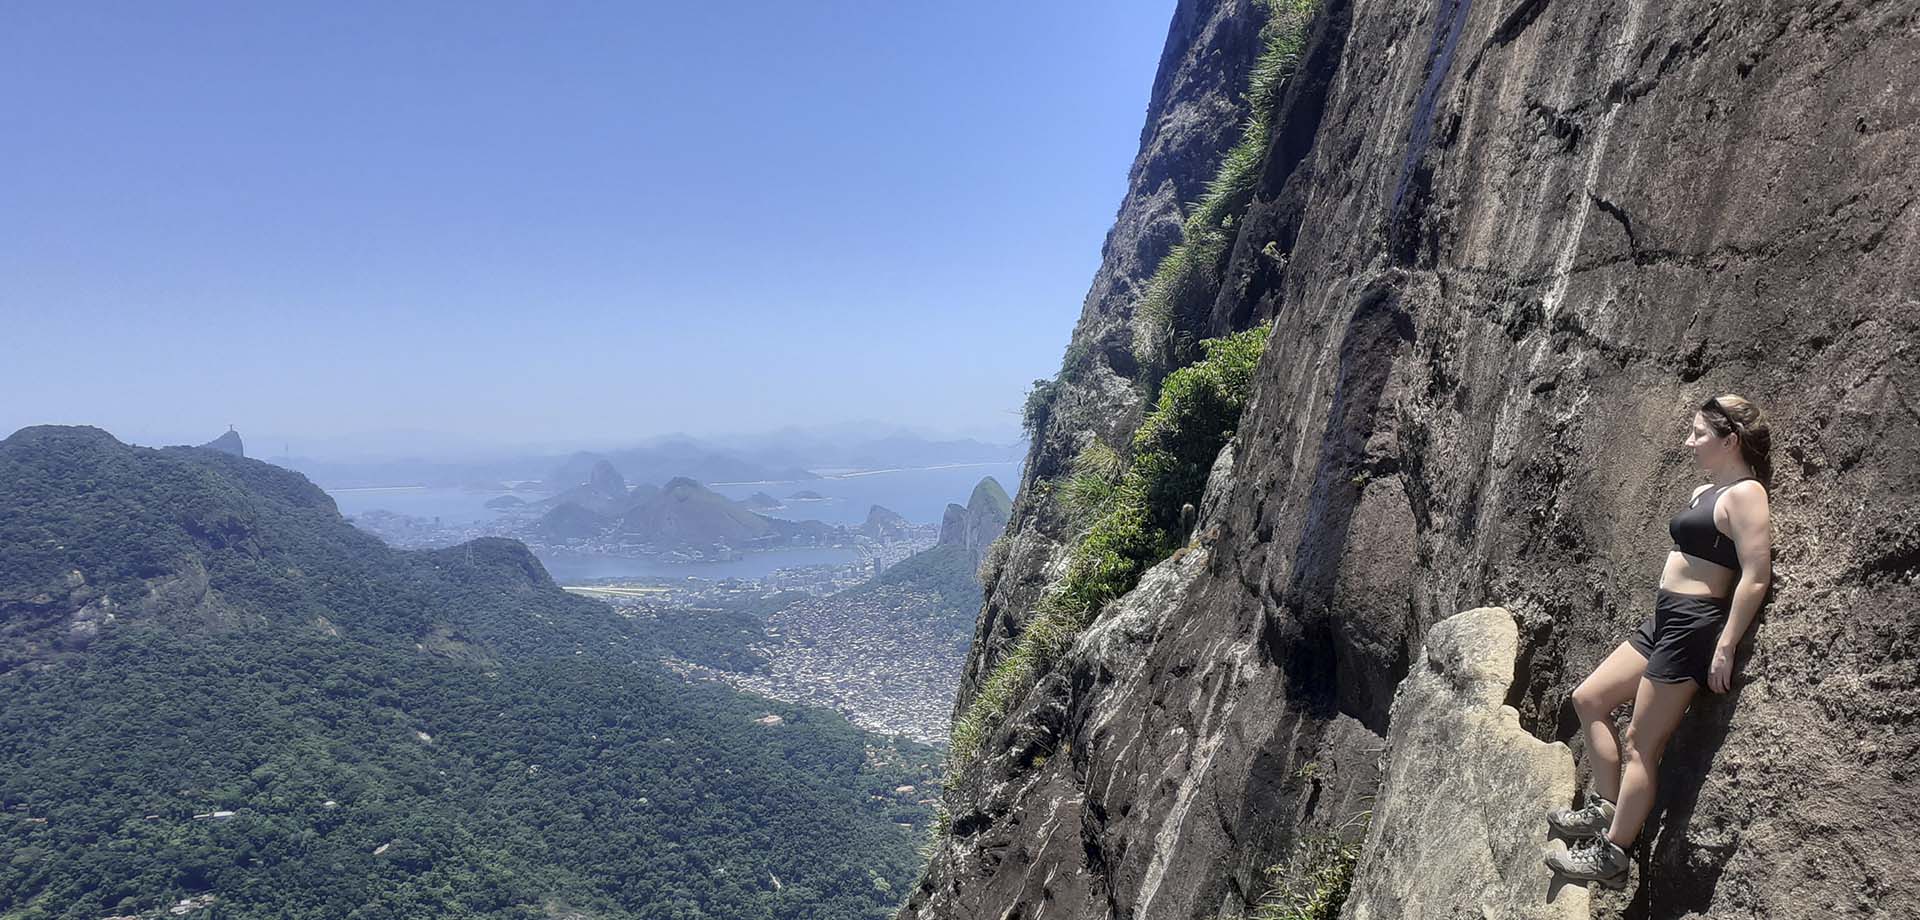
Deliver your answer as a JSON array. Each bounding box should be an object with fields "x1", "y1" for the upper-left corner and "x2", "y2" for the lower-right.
[
  {"x1": 198, "y1": 427, "x2": 244, "y2": 458},
  {"x1": 860, "y1": 504, "x2": 913, "y2": 540},
  {"x1": 936, "y1": 503, "x2": 969, "y2": 545},
  {"x1": 586, "y1": 459, "x2": 626, "y2": 500},
  {"x1": 936, "y1": 477, "x2": 1013, "y2": 570}
]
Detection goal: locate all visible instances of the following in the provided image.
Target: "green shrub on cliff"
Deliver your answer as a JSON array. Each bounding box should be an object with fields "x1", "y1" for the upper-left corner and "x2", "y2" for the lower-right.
[
  {"x1": 1021, "y1": 377, "x2": 1060, "y2": 437},
  {"x1": 1245, "y1": 812, "x2": 1369, "y2": 920},
  {"x1": 947, "y1": 324, "x2": 1269, "y2": 778},
  {"x1": 1060, "y1": 440, "x2": 1123, "y2": 518},
  {"x1": 1133, "y1": 0, "x2": 1320, "y2": 373}
]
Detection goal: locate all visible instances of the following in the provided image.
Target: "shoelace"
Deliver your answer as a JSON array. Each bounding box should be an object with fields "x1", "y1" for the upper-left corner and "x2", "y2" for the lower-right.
[
  {"x1": 1571, "y1": 833, "x2": 1617, "y2": 871},
  {"x1": 1558, "y1": 801, "x2": 1602, "y2": 827}
]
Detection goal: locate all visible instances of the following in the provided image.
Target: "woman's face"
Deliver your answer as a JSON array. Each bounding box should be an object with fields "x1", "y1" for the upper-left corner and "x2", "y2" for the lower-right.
[{"x1": 1685, "y1": 411, "x2": 1734, "y2": 467}]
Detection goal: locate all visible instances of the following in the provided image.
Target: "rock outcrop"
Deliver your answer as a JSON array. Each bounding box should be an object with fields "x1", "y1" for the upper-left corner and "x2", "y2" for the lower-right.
[
  {"x1": 862, "y1": 504, "x2": 915, "y2": 541},
  {"x1": 1343, "y1": 605, "x2": 1586, "y2": 920},
  {"x1": 586, "y1": 459, "x2": 627, "y2": 502},
  {"x1": 542, "y1": 459, "x2": 637, "y2": 518},
  {"x1": 937, "y1": 477, "x2": 1013, "y2": 570},
  {"x1": 912, "y1": 0, "x2": 1920, "y2": 918}
]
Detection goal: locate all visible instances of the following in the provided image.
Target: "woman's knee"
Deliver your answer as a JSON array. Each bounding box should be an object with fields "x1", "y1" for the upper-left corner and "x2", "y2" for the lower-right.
[
  {"x1": 1621, "y1": 725, "x2": 1668, "y2": 765},
  {"x1": 1571, "y1": 682, "x2": 1619, "y2": 719}
]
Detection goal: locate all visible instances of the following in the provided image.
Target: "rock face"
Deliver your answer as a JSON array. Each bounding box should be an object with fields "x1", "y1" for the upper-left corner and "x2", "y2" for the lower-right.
[
  {"x1": 958, "y1": 0, "x2": 1270, "y2": 720},
  {"x1": 1343, "y1": 606, "x2": 1586, "y2": 920},
  {"x1": 586, "y1": 459, "x2": 627, "y2": 502},
  {"x1": 912, "y1": 0, "x2": 1920, "y2": 918},
  {"x1": 936, "y1": 477, "x2": 1013, "y2": 570}
]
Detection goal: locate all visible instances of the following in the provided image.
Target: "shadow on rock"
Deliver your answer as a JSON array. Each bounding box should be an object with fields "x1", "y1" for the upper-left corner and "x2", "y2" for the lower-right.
[{"x1": 1622, "y1": 678, "x2": 1744, "y2": 918}]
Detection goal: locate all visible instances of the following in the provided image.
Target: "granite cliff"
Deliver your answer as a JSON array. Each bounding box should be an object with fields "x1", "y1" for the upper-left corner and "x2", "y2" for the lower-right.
[
  {"x1": 908, "y1": 1, "x2": 1919, "y2": 918},
  {"x1": 939, "y1": 477, "x2": 1015, "y2": 572}
]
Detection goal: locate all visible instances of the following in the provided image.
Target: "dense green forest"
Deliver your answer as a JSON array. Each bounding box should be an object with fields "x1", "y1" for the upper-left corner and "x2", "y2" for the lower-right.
[{"x1": 0, "y1": 426, "x2": 939, "y2": 920}]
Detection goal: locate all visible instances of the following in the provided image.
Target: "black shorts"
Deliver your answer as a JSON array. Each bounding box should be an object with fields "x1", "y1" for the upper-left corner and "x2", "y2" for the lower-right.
[{"x1": 1628, "y1": 588, "x2": 1732, "y2": 686}]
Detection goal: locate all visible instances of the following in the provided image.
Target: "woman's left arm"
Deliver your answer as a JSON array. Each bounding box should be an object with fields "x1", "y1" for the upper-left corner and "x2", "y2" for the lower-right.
[{"x1": 1710, "y1": 482, "x2": 1773, "y2": 692}]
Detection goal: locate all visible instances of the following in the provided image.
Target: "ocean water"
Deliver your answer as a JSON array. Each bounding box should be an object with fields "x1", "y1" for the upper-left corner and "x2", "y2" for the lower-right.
[
  {"x1": 326, "y1": 486, "x2": 530, "y2": 524},
  {"x1": 707, "y1": 461, "x2": 1023, "y2": 525},
  {"x1": 324, "y1": 461, "x2": 1025, "y2": 529}
]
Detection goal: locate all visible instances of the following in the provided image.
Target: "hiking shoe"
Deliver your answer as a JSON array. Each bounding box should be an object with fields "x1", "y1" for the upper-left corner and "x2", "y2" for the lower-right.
[
  {"x1": 1546, "y1": 793, "x2": 1616, "y2": 837},
  {"x1": 1545, "y1": 832, "x2": 1630, "y2": 889}
]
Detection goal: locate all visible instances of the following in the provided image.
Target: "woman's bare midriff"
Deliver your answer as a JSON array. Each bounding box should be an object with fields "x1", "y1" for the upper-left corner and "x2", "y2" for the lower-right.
[{"x1": 1658, "y1": 549, "x2": 1739, "y2": 598}]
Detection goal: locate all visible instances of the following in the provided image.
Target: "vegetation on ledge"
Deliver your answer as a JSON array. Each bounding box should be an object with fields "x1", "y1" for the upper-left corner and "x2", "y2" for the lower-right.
[
  {"x1": 1132, "y1": 0, "x2": 1320, "y2": 375},
  {"x1": 1241, "y1": 811, "x2": 1369, "y2": 920},
  {"x1": 943, "y1": 324, "x2": 1270, "y2": 790}
]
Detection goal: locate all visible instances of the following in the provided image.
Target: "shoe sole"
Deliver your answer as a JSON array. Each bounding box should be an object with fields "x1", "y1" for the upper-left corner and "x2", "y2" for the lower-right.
[
  {"x1": 1592, "y1": 868, "x2": 1630, "y2": 890},
  {"x1": 1543, "y1": 856, "x2": 1630, "y2": 891}
]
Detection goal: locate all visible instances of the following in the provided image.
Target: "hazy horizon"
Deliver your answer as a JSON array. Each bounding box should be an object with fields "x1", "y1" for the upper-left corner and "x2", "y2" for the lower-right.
[
  {"x1": 1, "y1": 416, "x2": 1027, "y2": 463},
  {"x1": 1, "y1": 1, "x2": 1173, "y2": 450}
]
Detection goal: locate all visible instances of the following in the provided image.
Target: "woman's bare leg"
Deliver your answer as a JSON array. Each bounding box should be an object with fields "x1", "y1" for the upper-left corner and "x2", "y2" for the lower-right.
[
  {"x1": 1609, "y1": 674, "x2": 1698, "y2": 847},
  {"x1": 1570, "y1": 641, "x2": 1649, "y2": 801}
]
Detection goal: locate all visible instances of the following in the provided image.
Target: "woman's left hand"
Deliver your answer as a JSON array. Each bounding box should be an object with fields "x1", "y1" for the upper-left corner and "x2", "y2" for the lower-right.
[{"x1": 1708, "y1": 645, "x2": 1736, "y2": 693}]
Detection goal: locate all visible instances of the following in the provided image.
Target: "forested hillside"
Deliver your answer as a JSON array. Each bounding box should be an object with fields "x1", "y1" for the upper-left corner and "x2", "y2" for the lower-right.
[{"x1": 0, "y1": 426, "x2": 938, "y2": 920}]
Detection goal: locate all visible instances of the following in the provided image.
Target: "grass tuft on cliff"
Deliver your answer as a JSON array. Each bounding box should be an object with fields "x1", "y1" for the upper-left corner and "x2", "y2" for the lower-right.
[
  {"x1": 945, "y1": 324, "x2": 1269, "y2": 783},
  {"x1": 1243, "y1": 811, "x2": 1370, "y2": 920},
  {"x1": 1133, "y1": 0, "x2": 1320, "y2": 374}
]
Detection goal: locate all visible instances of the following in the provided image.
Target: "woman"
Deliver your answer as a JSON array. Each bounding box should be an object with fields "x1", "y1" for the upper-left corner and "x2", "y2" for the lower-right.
[{"x1": 1543, "y1": 394, "x2": 1774, "y2": 889}]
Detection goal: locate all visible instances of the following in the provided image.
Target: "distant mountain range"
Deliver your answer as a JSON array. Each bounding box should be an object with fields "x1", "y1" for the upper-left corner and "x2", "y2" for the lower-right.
[
  {"x1": 689, "y1": 427, "x2": 1022, "y2": 472},
  {"x1": 0, "y1": 425, "x2": 937, "y2": 919},
  {"x1": 531, "y1": 465, "x2": 841, "y2": 553},
  {"x1": 544, "y1": 441, "x2": 818, "y2": 492},
  {"x1": 269, "y1": 428, "x2": 1022, "y2": 491}
]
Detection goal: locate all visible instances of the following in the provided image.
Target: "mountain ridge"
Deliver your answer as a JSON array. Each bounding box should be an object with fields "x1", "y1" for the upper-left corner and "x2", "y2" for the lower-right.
[{"x1": 0, "y1": 424, "x2": 939, "y2": 919}]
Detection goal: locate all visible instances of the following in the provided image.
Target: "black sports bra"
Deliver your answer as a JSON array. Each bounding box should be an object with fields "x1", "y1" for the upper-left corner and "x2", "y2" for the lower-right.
[{"x1": 1668, "y1": 476, "x2": 1753, "y2": 569}]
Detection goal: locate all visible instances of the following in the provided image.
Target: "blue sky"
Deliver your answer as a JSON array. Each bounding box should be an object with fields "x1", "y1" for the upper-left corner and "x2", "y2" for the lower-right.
[{"x1": 0, "y1": 1, "x2": 1175, "y2": 454}]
